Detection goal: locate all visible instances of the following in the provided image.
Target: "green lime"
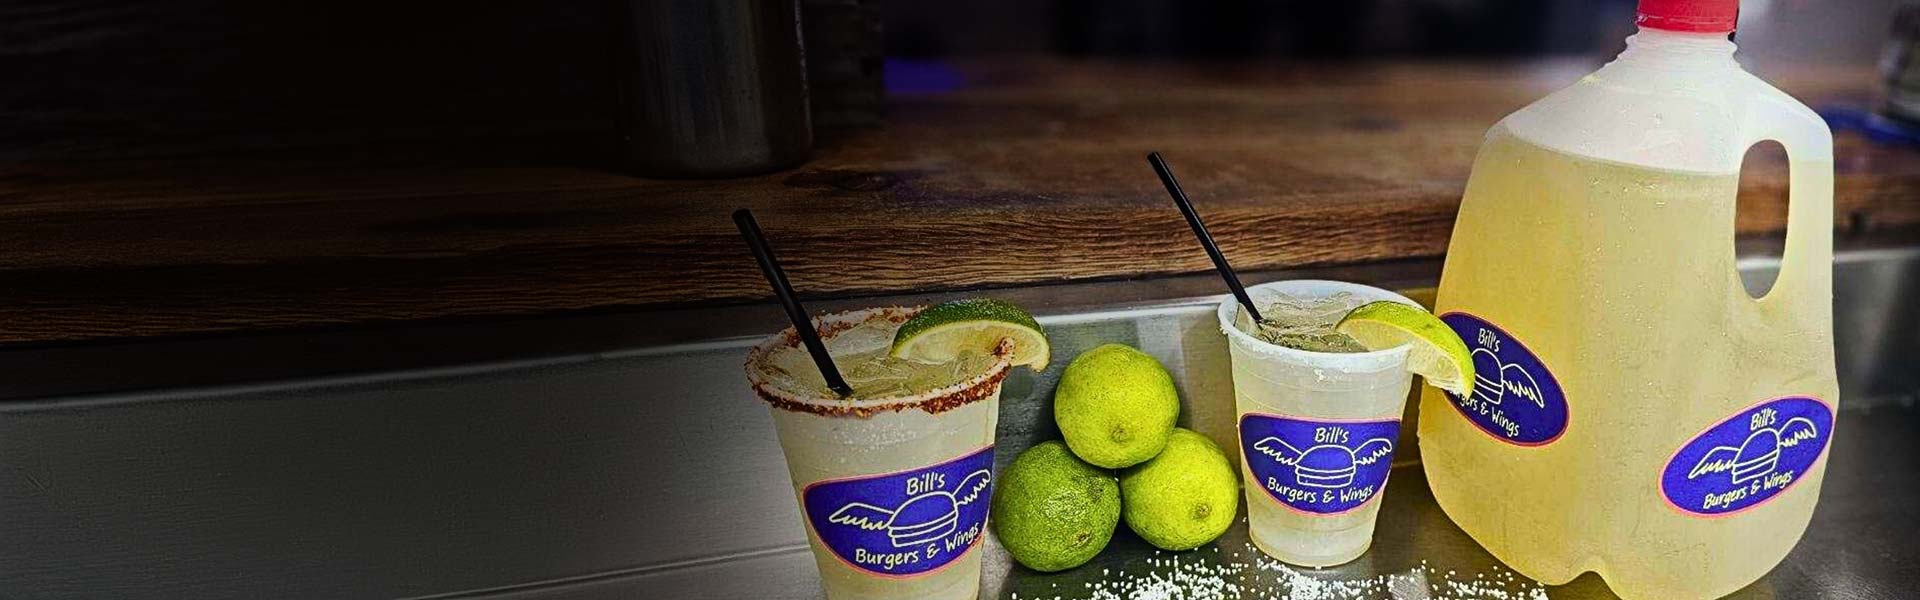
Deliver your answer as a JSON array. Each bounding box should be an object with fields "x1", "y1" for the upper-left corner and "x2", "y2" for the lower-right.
[
  {"x1": 990, "y1": 441, "x2": 1121, "y2": 572},
  {"x1": 1053, "y1": 344, "x2": 1180, "y2": 469},
  {"x1": 1119, "y1": 428, "x2": 1239, "y2": 551},
  {"x1": 891, "y1": 298, "x2": 1050, "y2": 370},
  {"x1": 1334, "y1": 300, "x2": 1476, "y2": 396}
]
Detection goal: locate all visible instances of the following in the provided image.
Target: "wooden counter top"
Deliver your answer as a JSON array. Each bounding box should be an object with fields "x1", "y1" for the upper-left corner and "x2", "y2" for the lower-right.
[{"x1": 4, "y1": 59, "x2": 1918, "y2": 347}]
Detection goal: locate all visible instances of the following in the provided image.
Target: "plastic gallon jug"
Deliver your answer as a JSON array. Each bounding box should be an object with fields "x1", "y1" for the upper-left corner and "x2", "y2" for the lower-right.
[{"x1": 1418, "y1": 1, "x2": 1838, "y2": 598}]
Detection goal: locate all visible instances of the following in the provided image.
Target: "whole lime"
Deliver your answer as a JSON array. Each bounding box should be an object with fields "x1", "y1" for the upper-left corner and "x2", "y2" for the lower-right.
[
  {"x1": 1053, "y1": 344, "x2": 1180, "y2": 469},
  {"x1": 1119, "y1": 428, "x2": 1239, "y2": 551},
  {"x1": 990, "y1": 441, "x2": 1121, "y2": 572}
]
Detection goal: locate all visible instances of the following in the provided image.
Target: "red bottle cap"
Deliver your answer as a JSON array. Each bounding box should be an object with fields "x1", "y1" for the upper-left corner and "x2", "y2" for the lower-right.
[{"x1": 1636, "y1": 0, "x2": 1740, "y2": 33}]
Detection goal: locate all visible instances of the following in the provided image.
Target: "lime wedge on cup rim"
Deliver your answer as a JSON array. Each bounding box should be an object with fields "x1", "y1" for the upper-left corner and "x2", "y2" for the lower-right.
[
  {"x1": 1334, "y1": 301, "x2": 1474, "y2": 396},
  {"x1": 891, "y1": 298, "x2": 1051, "y2": 371}
]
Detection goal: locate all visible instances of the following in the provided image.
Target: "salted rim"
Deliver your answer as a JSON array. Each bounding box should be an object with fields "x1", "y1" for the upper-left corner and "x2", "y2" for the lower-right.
[
  {"x1": 1215, "y1": 279, "x2": 1417, "y2": 372},
  {"x1": 744, "y1": 306, "x2": 1014, "y2": 418}
]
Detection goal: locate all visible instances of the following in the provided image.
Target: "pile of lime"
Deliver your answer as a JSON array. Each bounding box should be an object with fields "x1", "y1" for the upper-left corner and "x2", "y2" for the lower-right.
[{"x1": 988, "y1": 342, "x2": 1241, "y2": 572}]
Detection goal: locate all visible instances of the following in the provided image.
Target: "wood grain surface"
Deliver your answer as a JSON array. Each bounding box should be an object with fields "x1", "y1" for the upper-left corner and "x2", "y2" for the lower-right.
[{"x1": 3, "y1": 59, "x2": 1918, "y2": 347}]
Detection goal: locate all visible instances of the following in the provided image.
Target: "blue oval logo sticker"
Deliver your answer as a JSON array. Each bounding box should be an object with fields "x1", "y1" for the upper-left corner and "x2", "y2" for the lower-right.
[
  {"x1": 802, "y1": 447, "x2": 992, "y2": 577},
  {"x1": 1661, "y1": 396, "x2": 1834, "y2": 517},
  {"x1": 1439, "y1": 312, "x2": 1569, "y2": 445},
  {"x1": 1239, "y1": 414, "x2": 1400, "y2": 515}
]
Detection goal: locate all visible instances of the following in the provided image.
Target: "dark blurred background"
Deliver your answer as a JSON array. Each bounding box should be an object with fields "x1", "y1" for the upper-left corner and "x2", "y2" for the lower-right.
[
  {"x1": 0, "y1": 0, "x2": 1896, "y2": 163},
  {"x1": 888, "y1": 0, "x2": 1883, "y2": 60}
]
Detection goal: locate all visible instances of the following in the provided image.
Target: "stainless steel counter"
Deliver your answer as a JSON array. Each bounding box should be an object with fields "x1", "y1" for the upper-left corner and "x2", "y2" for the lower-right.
[
  {"x1": 984, "y1": 404, "x2": 1920, "y2": 600},
  {"x1": 604, "y1": 404, "x2": 1918, "y2": 599},
  {"x1": 1, "y1": 247, "x2": 1915, "y2": 599}
]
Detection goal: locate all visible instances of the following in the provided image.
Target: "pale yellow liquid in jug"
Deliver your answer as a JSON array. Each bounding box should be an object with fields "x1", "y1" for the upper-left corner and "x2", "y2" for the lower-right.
[{"x1": 1420, "y1": 125, "x2": 1838, "y2": 599}]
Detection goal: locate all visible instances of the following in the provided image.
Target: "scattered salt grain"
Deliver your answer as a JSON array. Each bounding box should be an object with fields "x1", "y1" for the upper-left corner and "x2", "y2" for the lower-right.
[{"x1": 1002, "y1": 542, "x2": 1549, "y2": 600}]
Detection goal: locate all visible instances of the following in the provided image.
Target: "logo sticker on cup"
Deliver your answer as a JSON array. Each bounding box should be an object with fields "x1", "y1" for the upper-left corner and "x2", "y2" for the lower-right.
[
  {"x1": 1439, "y1": 312, "x2": 1569, "y2": 445},
  {"x1": 1240, "y1": 414, "x2": 1399, "y2": 515},
  {"x1": 1661, "y1": 396, "x2": 1833, "y2": 516},
  {"x1": 802, "y1": 447, "x2": 993, "y2": 577}
]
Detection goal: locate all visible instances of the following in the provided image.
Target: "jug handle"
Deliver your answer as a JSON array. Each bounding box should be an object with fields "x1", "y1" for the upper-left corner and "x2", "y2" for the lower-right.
[{"x1": 1738, "y1": 88, "x2": 1834, "y2": 307}]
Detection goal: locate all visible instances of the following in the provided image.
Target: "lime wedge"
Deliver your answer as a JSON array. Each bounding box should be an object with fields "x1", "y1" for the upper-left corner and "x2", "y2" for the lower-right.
[
  {"x1": 892, "y1": 298, "x2": 1050, "y2": 371},
  {"x1": 1335, "y1": 301, "x2": 1475, "y2": 396}
]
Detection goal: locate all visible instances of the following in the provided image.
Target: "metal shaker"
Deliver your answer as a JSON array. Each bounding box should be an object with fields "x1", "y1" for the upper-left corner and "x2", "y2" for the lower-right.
[{"x1": 616, "y1": 0, "x2": 812, "y2": 178}]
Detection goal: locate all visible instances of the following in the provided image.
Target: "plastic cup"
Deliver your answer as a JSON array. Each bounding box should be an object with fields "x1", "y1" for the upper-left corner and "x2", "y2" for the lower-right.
[
  {"x1": 745, "y1": 307, "x2": 1010, "y2": 600},
  {"x1": 1216, "y1": 280, "x2": 1418, "y2": 567}
]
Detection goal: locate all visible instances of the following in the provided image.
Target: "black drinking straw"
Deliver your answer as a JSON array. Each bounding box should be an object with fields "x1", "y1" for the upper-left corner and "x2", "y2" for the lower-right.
[
  {"x1": 1148, "y1": 151, "x2": 1264, "y2": 323},
  {"x1": 734, "y1": 208, "x2": 855, "y2": 397}
]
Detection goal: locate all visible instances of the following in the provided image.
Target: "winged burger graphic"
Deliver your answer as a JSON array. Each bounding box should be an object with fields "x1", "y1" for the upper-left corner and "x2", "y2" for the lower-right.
[
  {"x1": 1252, "y1": 435, "x2": 1395, "y2": 489},
  {"x1": 1688, "y1": 417, "x2": 1820, "y2": 485},
  {"x1": 827, "y1": 469, "x2": 992, "y2": 548}
]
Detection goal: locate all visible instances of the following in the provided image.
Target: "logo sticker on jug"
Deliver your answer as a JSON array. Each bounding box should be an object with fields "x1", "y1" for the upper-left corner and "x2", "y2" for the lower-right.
[
  {"x1": 801, "y1": 446, "x2": 992, "y2": 577},
  {"x1": 1661, "y1": 396, "x2": 1833, "y2": 517},
  {"x1": 1239, "y1": 414, "x2": 1399, "y2": 515},
  {"x1": 1440, "y1": 312, "x2": 1569, "y2": 445}
]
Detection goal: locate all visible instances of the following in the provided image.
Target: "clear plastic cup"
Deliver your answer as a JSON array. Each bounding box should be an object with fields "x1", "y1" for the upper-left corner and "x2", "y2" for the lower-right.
[
  {"x1": 1216, "y1": 280, "x2": 1417, "y2": 567},
  {"x1": 745, "y1": 307, "x2": 1010, "y2": 600}
]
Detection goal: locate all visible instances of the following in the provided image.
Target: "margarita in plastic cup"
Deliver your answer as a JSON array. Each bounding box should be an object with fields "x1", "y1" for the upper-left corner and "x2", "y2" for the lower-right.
[
  {"x1": 1218, "y1": 280, "x2": 1418, "y2": 567},
  {"x1": 746, "y1": 306, "x2": 1011, "y2": 600}
]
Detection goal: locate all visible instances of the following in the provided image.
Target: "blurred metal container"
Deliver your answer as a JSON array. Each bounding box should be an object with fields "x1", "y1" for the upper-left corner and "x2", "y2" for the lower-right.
[
  {"x1": 801, "y1": 0, "x2": 885, "y2": 131},
  {"x1": 616, "y1": 0, "x2": 812, "y2": 178},
  {"x1": 1884, "y1": 1, "x2": 1920, "y2": 124}
]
